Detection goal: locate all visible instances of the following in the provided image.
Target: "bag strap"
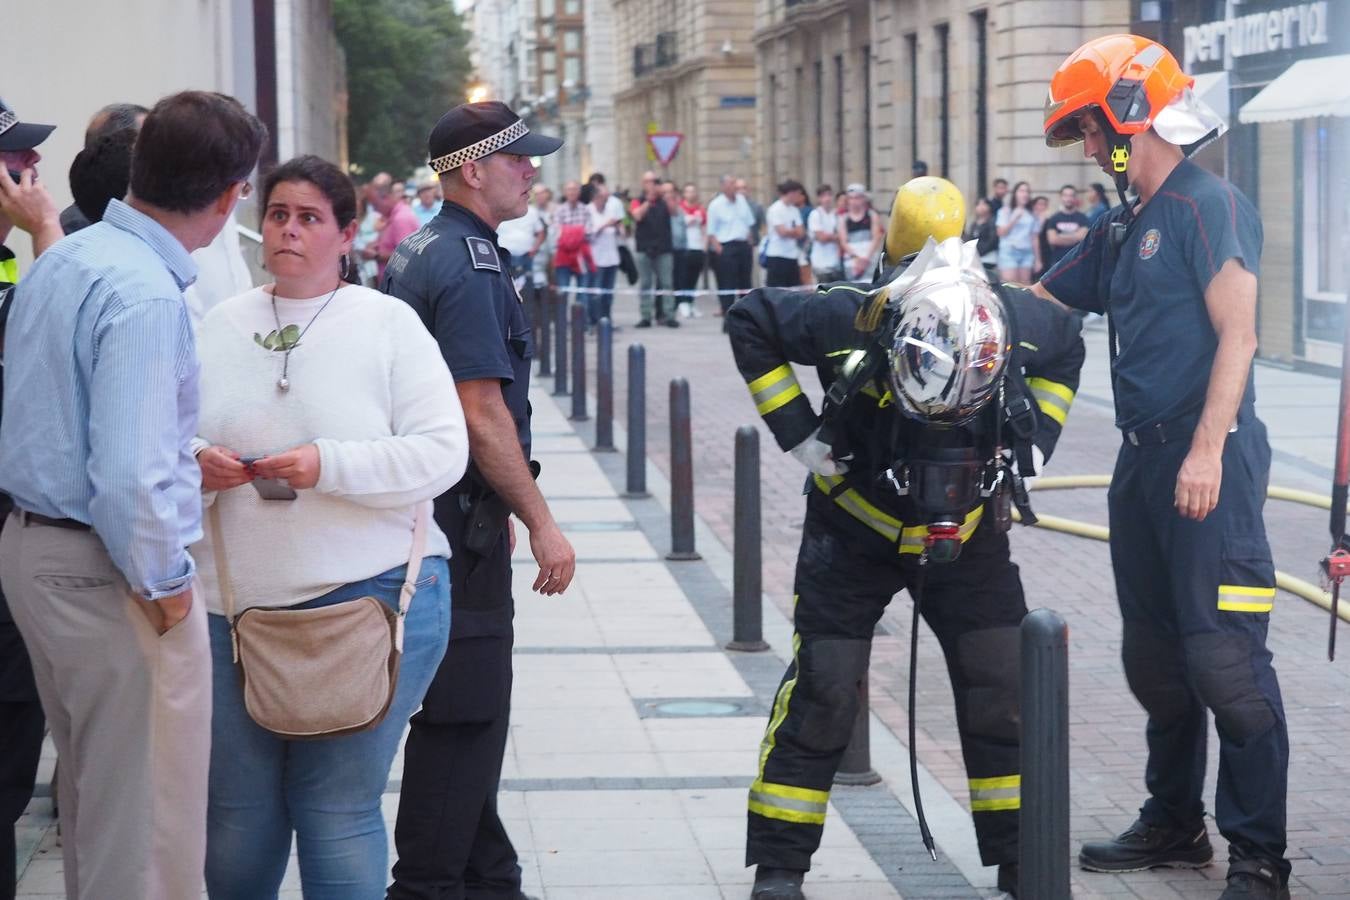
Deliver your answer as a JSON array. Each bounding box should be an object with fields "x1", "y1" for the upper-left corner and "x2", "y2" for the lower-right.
[{"x1": 208, "y1": 500, "x2": 430, "y2": 661}]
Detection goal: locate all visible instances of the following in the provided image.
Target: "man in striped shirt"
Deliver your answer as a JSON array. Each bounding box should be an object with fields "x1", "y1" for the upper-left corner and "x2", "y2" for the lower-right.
[{"x1": 0, "y1": 91, "x2": 265, "y2": 900}]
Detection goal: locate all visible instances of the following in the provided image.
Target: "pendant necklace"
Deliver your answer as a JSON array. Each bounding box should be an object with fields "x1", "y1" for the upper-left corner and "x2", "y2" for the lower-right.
[{"x1": 270, "y1": 282, "x2": 342, "y2": 392}]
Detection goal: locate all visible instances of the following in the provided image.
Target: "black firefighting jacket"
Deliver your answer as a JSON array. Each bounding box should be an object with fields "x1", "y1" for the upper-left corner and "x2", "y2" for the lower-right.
[{"x1": 726, "y1": 277, "x2": 1085, "y2": 548}]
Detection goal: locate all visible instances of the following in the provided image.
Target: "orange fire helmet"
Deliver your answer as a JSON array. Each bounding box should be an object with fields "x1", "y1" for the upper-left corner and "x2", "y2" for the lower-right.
[{"x1": 1044, "y1": 34, "x2": 1218, "y2": 172}]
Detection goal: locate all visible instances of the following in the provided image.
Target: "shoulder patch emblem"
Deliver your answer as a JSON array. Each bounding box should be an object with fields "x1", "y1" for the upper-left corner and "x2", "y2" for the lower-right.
[
  {"x1": 1138, "y1": 228, "x2": 1162, "y2": 260},
  {"x1": 465, "y1": 236, "x2": 502, "y2": 272}
]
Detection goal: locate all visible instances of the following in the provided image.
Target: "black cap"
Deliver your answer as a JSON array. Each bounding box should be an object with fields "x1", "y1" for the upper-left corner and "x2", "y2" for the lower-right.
[
  {"x1": 427, "y1": 101, "x2": 562, "y2": 174},
  {"x1": 0, "y1": 97, "x2": 55, "y2": 152}
]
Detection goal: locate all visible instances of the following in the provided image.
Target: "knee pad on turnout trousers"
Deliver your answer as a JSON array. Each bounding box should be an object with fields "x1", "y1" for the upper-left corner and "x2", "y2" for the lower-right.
[
  {"x1": 955, "y1": 627, "x2": 1020, "y2": 742},
  {"x1": 796, "y1": 638, "x2": 871, "y2": 752},
  {"x1": 1122, "y1": 621, "x2": 1193, "y2": 726},
  {"x1": 1185, "y1": 632, "x2": 1276, "y2": 741}
]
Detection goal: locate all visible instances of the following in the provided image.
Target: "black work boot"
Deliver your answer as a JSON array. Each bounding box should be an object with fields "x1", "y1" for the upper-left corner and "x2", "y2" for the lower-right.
[
  {"x1": 1219, "y1": 859, "x2": 1290, "y2": 900},
  {"x1": 996, "y1": 861, "x2": 1018, "y2": 897},
  {"x1": 750, "y1": 866, "x2": 805, "y2": 900},
  {"x1": 1078, "y1": 818, "x2": 1213, "y2": 872}
]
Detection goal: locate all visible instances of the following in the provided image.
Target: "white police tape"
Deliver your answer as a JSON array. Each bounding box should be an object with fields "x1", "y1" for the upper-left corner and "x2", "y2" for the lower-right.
[{"x1": 523, "y1": 281, "x2": 872, "y2": 299}]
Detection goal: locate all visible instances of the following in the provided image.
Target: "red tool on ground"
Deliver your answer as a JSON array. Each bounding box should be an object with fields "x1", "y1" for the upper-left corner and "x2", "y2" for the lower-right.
[{"x1": 1323, "y1": 313, "x2": 1350, "y2": 661}]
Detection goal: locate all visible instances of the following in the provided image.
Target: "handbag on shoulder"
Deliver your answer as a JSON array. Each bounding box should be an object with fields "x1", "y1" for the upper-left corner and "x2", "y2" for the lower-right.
[{"x1": 209, "y1": 502, "x2": 429, "y2": 739}]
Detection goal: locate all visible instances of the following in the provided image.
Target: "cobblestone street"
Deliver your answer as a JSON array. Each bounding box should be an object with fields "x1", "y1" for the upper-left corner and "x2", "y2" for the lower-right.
[{"x1": 576, "y1": 289, "x2": 1350, "y2": 899}]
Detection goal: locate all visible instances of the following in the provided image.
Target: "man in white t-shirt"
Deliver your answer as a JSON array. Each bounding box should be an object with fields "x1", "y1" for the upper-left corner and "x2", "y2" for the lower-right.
[
  {"x1": 806, "y1": 184, "x2": 842, "y2": 284},
  {"x1": 495, "y1": 204, "x2": 546, "y2": 272},
  {"x1": 586, "y1": 178, "x2": 626, "y2": 325},
  {"x1": 763, "y1": 180, "x2": 806, "y2": 288}
]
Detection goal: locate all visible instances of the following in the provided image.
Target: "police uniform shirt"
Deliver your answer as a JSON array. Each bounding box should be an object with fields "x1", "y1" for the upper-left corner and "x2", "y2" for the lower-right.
[
  {"x1": 380, "y1": 202, "x2": 534, "y2": 474},
  {"x1": 1040, "y1": 159, "x2": 1262, "y2": 433}
]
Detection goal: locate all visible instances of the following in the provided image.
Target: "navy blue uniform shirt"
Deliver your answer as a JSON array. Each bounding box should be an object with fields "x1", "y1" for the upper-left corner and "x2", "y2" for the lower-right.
[
  {"x1": 380, "y1": 201, "x2": 534, "y2": 489},
  {"x1": 1040, "y1": 159, "x2": 1262, "y2": 433}
]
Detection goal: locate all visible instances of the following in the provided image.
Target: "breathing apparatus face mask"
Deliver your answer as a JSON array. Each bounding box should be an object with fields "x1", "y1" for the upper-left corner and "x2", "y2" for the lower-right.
[{"x1": 878, "y1": 238, "x2": 1012, "y2": 562}]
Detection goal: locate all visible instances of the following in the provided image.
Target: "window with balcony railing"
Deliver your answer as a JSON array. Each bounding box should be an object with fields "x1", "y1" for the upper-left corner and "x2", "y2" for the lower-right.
[{"x1": 655, "y1": 31, "x2": 676, "y2": 68}]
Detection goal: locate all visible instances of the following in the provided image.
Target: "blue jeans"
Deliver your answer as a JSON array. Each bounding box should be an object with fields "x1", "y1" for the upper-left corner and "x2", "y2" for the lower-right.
[
  {"x1": 588, "y1": 265, "x2": 618, "y2": 325},
  {"x1": 554, "y1": 265, "x2": 591, "y2": 315},
  {"x1": 204, "y1": 557, "x2": 451, "y2": 900}
]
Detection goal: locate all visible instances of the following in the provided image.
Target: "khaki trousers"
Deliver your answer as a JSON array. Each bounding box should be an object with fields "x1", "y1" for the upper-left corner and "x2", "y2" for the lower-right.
[{"x1": 0, "y1": 514, "x2": 209, "y2": 900}]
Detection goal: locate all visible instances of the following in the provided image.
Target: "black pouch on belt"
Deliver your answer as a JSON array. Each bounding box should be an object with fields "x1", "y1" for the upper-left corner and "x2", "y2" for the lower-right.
[{"x1": 461, "y1": 460, "x2": 541, "y2": 555}]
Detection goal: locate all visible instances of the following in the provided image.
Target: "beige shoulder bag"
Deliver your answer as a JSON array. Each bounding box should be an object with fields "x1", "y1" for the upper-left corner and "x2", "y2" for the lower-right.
[{"x1": 210, "y1": 502, "x2": 428, "y2": 739}]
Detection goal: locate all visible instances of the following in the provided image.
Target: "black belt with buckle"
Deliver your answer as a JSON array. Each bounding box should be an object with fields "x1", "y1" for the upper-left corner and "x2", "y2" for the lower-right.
[
  {"x1": 1123, "y1": 413, "x2": 1206, "y2": 447},
  {"x1": 18, "y1": 509, "x2": 92, "y2": 532}
]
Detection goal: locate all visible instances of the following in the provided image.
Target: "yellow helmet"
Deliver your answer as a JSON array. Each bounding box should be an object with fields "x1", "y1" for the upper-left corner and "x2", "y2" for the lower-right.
[{"x1": 884, "y1": 177, "x2": 966, "y2": 266}]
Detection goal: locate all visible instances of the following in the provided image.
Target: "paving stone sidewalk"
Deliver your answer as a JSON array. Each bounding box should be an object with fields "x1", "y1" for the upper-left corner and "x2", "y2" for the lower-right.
[
  {"x1": 16, "y1": 380, "x2": 933, "y2": 899},
  {"x1": 568, "y1": 291, "x2": 1350, "y2": 900}
]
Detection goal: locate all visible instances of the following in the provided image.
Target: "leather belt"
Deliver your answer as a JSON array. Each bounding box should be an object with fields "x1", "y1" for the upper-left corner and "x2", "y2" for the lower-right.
[
  {"x1": 17, "y1": 509, "x2": 92, "y2": 532},
  {"x1": 1123, "y1": 413, "x2": 1235, "y2": 447}
]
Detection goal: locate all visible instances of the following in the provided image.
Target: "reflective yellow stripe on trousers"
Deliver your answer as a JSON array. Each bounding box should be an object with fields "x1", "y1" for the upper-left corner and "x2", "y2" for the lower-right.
[
  {"x1": 747, "y1": 364, "x2": 803, "y2": 416},
  {"x1": 748, "y1": 779, "x2": 829, "y2": 825},
  {"x1": 969, "y1": 774, "x2": 1021, "y2": 812},
  {"x1": 1218, "y1": 584, "x2": 1275, "y2": 613}
]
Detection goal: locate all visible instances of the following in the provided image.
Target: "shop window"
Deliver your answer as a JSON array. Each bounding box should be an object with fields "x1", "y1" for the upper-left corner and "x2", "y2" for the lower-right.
[{"x1": 1302, "y1": 117, "x2": 1349, "y2": 347}]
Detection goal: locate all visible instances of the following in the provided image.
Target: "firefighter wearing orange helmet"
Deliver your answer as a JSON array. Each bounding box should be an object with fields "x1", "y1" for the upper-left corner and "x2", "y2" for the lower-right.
[{"x1": 1034, "y1": 35, "x2": 1289, "y2": 900}]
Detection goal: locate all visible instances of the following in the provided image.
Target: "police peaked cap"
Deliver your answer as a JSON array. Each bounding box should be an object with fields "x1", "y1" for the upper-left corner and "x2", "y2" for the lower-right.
[{"x1": 427, "y1": 101, "x2": 562, "y2": 174}]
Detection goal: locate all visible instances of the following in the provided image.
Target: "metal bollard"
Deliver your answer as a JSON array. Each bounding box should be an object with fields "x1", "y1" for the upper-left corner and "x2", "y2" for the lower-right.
[
  {"x1": 728, "y1": 426, "x2": 768, "y2": 651},
  {"x1": 835, "y1": 673, "x2": 881, "y2": 785},
  {"x1": 552, "y1": 289, "x2": 568, "y2": 396},
  {"x1": 667, "y1": 378, "x2": 701, "y2": 560},
  {"x1": 625, "y1": 345, "x2": 650, "y2": 498},
  {"x1": 1019, "y1": 609, "x2": 1070, "y2": 900},
  {"x1": 595, "y1": 319, "x2": 616, "y2": 451},
  {"x1": 570, "y1": 304, "x2": 588, "y2": 421},
  {"x1": 536, "y1": 284, "x2": 552, "y2": 377}
]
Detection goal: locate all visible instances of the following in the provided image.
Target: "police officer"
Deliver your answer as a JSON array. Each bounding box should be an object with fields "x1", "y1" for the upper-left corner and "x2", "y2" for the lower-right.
[
  {"x1": 0, "y1": 97, "x2": 57, "y2": 900},
  {"x1": 1034, "y1": 35, "x2": 1289, "y2": 900},
  {"x1": 382, "y1": 101, "x2": 577, "y2": 900},
  {"x1": 730, "y1": 179, "x2": 1085, "y2": 900}
]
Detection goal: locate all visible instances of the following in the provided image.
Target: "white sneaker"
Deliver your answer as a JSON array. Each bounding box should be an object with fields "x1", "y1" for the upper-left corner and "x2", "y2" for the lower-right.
[{"x1": 678, "y1": 302, "x2": 693, "y2": 319}]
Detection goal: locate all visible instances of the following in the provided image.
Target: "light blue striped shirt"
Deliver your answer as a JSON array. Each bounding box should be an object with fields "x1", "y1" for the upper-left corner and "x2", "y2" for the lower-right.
[{"x1": 0, "y1": 199, "x2": 201, "y2": 600}]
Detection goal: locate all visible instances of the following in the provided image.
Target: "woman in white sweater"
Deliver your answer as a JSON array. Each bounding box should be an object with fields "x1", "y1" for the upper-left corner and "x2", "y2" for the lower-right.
[{"x1": 193, "y1": 156, "x2": 467, "y2": 899}]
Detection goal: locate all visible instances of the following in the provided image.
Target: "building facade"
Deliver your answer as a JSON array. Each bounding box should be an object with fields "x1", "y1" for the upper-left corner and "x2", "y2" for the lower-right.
[
  {"x1": 1134, "y1": 0, "x2": 1348, "y2": 370},
  {"x1": 754, "y1": 0, "x2": 1130, "y2": 208},
  {"x1": 612, "y1": 0, "x2": 759, "y2": 194},
  {"x1": 6, "y1": 0, "x2": 345, "y2": 266}
]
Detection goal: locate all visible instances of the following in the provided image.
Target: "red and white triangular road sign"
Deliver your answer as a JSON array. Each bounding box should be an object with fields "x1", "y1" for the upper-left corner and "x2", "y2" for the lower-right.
[{"x1": 647, "y1": 132, "x2": 683, "y2": 166}]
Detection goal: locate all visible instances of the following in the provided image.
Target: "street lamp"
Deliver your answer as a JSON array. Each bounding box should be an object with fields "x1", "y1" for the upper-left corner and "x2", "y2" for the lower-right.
[{"x1": 467, "y1": 84, "x2": 489, "y2": 103}]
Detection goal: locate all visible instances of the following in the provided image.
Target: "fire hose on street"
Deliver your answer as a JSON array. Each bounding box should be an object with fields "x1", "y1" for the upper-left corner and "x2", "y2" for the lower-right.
[{"x1": 1013, "y1": 475, "x2": 1350, "y2": 626}]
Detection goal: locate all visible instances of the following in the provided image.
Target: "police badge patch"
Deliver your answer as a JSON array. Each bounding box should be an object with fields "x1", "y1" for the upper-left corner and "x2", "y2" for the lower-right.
[
  {"x1": 1138, "y1": 228, "x2": 1161, "y2": 260},
  {"x1": 465, "y1": 236, "x2": 502, "y2": 272}
]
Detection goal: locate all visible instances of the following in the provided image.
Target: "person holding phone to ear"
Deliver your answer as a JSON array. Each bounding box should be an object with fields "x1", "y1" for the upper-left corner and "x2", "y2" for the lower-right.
[{"x1": 190, "y1": 155, "x2": 469, "y2": 899}]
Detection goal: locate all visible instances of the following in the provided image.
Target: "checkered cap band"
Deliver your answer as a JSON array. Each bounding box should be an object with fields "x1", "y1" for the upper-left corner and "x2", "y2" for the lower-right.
[
  {"x1": 0, "y1": 111, "x2": 15, "y2": 136},
  {"x1": 428, "y1": 119, "x2": 529, "y2": 174}
]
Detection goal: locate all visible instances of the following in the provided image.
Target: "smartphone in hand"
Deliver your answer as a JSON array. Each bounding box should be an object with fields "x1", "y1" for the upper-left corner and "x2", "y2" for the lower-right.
[{"x1": 240, "y1": 457, "x2": 298, "y2": 501}]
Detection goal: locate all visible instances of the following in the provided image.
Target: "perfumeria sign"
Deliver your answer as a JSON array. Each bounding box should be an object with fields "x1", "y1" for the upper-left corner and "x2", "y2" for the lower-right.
[{"x1": 1183, "y1": 1, "x2": 1330, "y2": 69}]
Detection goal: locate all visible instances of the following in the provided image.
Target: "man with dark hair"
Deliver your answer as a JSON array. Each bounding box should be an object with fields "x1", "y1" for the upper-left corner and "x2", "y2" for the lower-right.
[
  {"x1": 764, "y1": 180, "x2": 806, "y2": 287},
  {"x1": 0, "y1": 96, "x2": 58, "y2": 900},
  {"x1": 0, "y1": 89, "x2": 265, "y2": 900},
  {"x1": 1038, "y1": 184, "x2": 1090, "y2": 273},
  {"x1": 60, "y1": 102, "x2": 148, "y2": 234},
  {"x1": 68, "y1": 128, "x2": 137, "y2": 225},
  {"x1": 987, "y1": 177, "x2": 1009, "y2": 216},
  {"x1": 911, "y1": 159, "x2": 929, "y2": 177}
]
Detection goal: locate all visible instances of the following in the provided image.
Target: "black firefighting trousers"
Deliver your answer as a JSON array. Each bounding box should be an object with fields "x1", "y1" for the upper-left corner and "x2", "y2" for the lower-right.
[{"x1": 746, "y1": 487, "x2": 1027, "y2": 872}]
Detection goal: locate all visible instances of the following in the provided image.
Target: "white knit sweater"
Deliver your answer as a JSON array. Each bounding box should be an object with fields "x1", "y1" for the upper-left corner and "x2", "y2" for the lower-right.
[{"x1": 192, "y1": 284, "x2": 468, "y2": 614}]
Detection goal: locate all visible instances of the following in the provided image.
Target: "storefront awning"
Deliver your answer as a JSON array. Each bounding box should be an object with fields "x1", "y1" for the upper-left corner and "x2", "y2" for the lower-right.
[
  {"x1": 1238, "y1": 55, "x2": 1350, "y2": 123},
  {"x1": 1191, "y1": 70, "x2": 1230, "y2": 123}
]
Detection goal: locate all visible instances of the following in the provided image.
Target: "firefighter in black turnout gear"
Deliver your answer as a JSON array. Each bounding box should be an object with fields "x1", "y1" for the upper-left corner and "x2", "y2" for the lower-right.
[{"x1": 729, "y1": 180, "x2": 1085, "y2": 900}]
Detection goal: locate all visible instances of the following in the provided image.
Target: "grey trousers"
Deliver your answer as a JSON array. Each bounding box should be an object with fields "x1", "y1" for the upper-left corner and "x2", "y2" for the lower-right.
[
  {"x1": 636, "y1": 251, "x2": 674, "y2": 321},
  {"x1": 0, "y1": 515, "x2": 210, "y2": 900}
]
